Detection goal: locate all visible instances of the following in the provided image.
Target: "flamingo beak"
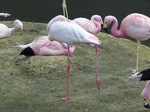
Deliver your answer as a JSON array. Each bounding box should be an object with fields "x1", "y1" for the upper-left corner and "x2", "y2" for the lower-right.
[
  {"x1": 100, "y1": 22, "x2": 104, "y2": 30},
  {"x1": 19, "y1": 29, "x2": 23, "y2": 35},
  {"x1": 100, "y1": 20, "x2": 104, "y2": 26},
  {"x1": 144, "y1": 102, "x2": 150, "y2": 109},
  {"x1": 103, "y1": 23, "x2": 109, "y2": 33}
]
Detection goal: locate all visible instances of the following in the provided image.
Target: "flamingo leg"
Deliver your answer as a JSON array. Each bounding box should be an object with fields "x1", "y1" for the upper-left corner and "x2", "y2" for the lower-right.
[
  {"x1": 62, "y1": 0, "x2": 68, "y2": 18},
  {"x1": 60, "y1": 46, "x2": 71, "y2": 100},
  {"x1": 94, "y1": 45, "x2": 101, "y2": 90},
  {"x1": 136, "y1": 40, "x2": 141, "y2": 73}
]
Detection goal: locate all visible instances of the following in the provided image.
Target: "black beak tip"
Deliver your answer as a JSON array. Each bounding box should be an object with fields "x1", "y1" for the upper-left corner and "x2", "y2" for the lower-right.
[
  {"x1": 144, "y1": 104, "x2": 150, "y2": 109},
  {"x1": 103, "y1": 28, "x2": 109, "y2": 34}
]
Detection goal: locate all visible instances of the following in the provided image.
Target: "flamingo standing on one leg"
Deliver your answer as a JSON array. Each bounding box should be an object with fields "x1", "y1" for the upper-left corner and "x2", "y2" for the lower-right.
[
  {"x1": 73, "y1": 15, "x2": 103, "y2": 34},
  {"x1": 15, "y1": 36, "x2": 76, "y2": 56},
  {"x1": 47, "y1": 15, "x2": 101, "y2": 100},
  {"x1": 129, "y1": 69, "x2": 150, "y2": 109},
  {"x1": 103, "y1": 13, "x2": 150, "y2": 73}
]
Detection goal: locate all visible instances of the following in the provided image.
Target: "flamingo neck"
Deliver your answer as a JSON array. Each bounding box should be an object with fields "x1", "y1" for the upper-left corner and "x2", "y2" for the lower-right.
[
  {"x1": 9, "y1": 27, "x2": 16, "y2": 35},
  {"x1": 111, "y1": 17, "x2": 126, "y2": 38},
  {"x1": 144, "y1": 81, "x2": 150, "y2": 89},
  {"x1": 91, "y1": 17, "x2": 101, "y2": 34}
]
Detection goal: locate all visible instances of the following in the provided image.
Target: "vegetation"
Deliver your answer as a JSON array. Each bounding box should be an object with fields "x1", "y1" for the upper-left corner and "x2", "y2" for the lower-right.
[{"x1": 0, "y1": 21, "x2": 150, "y2": 112}]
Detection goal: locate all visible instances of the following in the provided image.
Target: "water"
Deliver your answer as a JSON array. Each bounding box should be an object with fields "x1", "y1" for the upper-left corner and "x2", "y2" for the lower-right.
[{"x1": 0, "y1": 0, "x2": 149, "y2": 46}]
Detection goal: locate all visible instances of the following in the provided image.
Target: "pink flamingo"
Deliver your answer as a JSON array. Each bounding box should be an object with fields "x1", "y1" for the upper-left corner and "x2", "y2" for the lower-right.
[
  {"x1": 103, "y1": 13, "x2": 150, "y2": 73},
  {"x1": 15, "y1": 36, "x2": 75, "y2": 56},
  {"x1": 47, "y1": 15, "x2": 101, "y2": 100},
  {"x1": 128, "y1": 69, "x2": 150, "y2": 108},
  {"x1": 73, "y1": 15, "x2": 103, "y2": 34},
  {"x1": 141, "y1": 81, "x2": 150, "y2": 109}
]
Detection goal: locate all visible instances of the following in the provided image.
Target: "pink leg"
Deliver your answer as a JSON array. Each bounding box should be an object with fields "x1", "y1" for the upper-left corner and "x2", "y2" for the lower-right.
[
  {"x1": 60, "y1": 46, "x2": 71, "y2": 100},
  {"x1": 94, "y1": 45, "x2": 101, "y2": 90}
]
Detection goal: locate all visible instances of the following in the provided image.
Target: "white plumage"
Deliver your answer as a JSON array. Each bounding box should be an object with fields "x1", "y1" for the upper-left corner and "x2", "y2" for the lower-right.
[{"x1": 0, "y1": 19, "x2": 23, "y2": 39}]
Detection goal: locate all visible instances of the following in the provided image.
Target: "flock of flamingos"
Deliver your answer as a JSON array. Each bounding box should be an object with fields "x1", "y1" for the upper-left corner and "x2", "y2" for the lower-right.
[{"x1": 0, "y1": 0, "x2": 150, "y2": 109}]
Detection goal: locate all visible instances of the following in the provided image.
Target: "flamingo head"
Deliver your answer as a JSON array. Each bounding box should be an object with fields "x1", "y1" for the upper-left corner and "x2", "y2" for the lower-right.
[
  {"x1": 103, "y1": 16, "x2": 116, "y2": 33},
  {"x1": 14, "y1": 19, "x2": 23, "y2": 35},
  {"x1": 143, "y1": 99, "x2": 150, "y2": 109},
  {"x1": 91, "y1": 15, "x2": 103, "y2": 25}
]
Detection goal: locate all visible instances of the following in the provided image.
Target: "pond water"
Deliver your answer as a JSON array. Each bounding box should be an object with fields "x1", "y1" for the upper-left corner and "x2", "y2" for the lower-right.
[{"x1": 0, "y1": 0, "x2": 149, "y2": 46}]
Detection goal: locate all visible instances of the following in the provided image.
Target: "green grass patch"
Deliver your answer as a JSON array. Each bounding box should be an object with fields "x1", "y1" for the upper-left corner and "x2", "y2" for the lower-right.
[{"x1": 0, "y1": 21, "x2": 150, "y2": 112}]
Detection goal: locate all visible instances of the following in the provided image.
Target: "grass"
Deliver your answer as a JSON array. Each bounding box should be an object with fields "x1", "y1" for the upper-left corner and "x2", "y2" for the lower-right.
[{"x1": 0, "y1": 20, "x2": 150, "y2": 112}]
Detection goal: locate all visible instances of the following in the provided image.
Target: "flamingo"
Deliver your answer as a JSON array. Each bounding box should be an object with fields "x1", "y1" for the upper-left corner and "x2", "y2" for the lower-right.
[
  {"x1": 103, "y1": 13, "x2": 150, "y2": 73},
  {"x1": 141, "y1": 81, "x2": 150, "y2": 109},
  {"x1": 47, "y1": 15, "x2": 101, "y2": 100},
  {"x1": 73, "y1": 15, "x2": 103, "y2": 34},
  {"x1": 0, "y1": 12, "x2": 11, "y2": 17},
  {"x1": 0, "y1": 19, "x2": 23, "y2": 39},
  {"x1": 15, "y1": 36, "x2": 76, "y2": 56},
  {"x1": 128, "y1": 69, "x2": 150, "y2": 109}
]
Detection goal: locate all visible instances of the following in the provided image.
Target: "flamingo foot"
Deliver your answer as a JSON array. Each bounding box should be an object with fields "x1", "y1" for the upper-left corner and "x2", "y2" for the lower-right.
[
  {"x1": 60, "y1": 96, "x2": 70, "y2": 101},
  {"x1": 96, "y1": 80, "x2": 101, "y2": 91}
]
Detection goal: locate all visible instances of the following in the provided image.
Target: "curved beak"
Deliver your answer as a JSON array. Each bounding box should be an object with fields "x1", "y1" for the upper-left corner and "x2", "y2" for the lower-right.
[
  {"x1": 144, "y1": 102, "x2": 150, "y2": 109},
  {"x1": 103, "y1": 23, "x2": 109, "y2": 33}
]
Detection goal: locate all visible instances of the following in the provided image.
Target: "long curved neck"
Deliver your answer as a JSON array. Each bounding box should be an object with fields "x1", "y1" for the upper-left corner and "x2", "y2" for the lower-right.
[
  {"x1": 111, "y1": 17, "x2": 126, "y2": 38},
  {"x1": 144, "y1": 81, "x2": 150, "y2": 89},
  {"x1": 92, "y1": 19, "x2": 101, "y2": 34},
  {"x1": 9, "y1": 27, "x2": 16, "y2": 35}
]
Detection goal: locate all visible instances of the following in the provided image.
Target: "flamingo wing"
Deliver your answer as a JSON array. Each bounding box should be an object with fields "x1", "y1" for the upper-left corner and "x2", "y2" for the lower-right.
[
  {"x1": 121, "y1": 14, "x2": 150, "y2": 40},
  {"x1": 73, "y1": 18, "x2": 96, "y2": 33},
  {"x1": 30, "y1": 37, "x2": 72, "y2": 56}
]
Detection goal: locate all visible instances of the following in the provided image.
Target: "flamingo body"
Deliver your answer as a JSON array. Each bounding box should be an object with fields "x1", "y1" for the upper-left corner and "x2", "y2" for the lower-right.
[
  {"x1": 16, "y1": 36, "x2": 76, "y2": 56},
  {"x1": 0, "y1": 19, "x2": 23, "y2": 39},
  {"x1": 104, "y1": 13, "x2": 150, "y2": 40},
  {"x1": 121, "y1": 14, "x2": 150, "y2": 40},
  {"x1": 73, "y1": 15, "x2": 102, "y2": 34},
  {"x1": 0, "y1": 24, "x2": 10, "y2": 38},
  {"x1": 48, "y1": 16, "x2": 101, "y2": 46}
]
